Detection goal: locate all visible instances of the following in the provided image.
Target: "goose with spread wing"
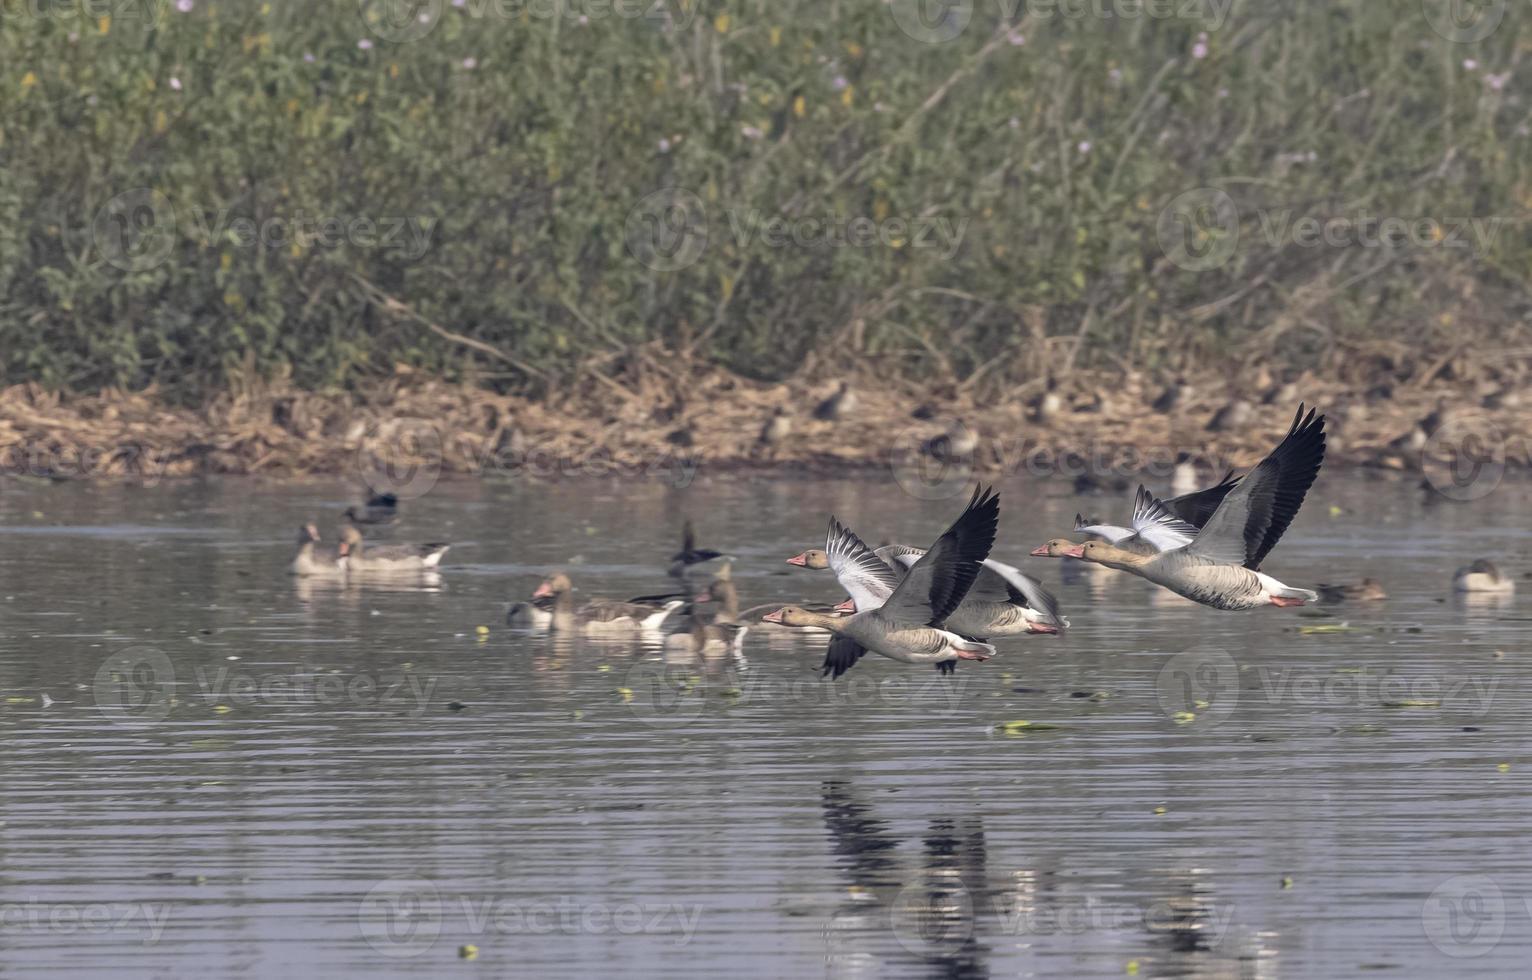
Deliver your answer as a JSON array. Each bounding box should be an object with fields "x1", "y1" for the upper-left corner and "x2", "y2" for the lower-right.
[
  {"x1": 1057, "y1": 471, "x2": 1240, "y2": 555},
  {"x1": 788, "y1": 539, "x2": 1066, "y2": 638},
  {"x1": 764, "y1": 487, "x2": 1001, "y2": 677},
  {"x1": 1040, "y1": 406, "x2": 1326, "y2": 610}
]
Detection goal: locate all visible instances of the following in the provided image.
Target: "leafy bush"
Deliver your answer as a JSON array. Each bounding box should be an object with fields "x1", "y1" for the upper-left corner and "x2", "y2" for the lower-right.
[{"x1": 0, "y1": 0, "x2": 1525, "y2": 399}]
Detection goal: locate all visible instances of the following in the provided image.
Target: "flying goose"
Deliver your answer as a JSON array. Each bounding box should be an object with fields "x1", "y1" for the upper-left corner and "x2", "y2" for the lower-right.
[
  {"x1": 1050, "y1": 406, "x2": 1326, "y2": 610},
  {"x1": 764, "y1": 487, "x2": 1001, "y2": 677}
]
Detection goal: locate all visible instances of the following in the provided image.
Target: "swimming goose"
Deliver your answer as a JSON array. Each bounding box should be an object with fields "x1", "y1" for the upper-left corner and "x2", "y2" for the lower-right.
[
  {"x1": 339, "y1": 526, "x2": 450, "y2": 573},
  {"x1": 291, "y1": 524, "x2": 345, "y2": 577},
  {"x1": 344, "y1": 491, "x2": 399, "y2": 526},
  {"x1": 1453, "y1": 560, "x2": 1515, "y2": 595},
  {"x1": 668, "y1": 520, "x2": 728, "y2": 580},
  {"x1": 533, "y1": 573, "x2": 686, "y2": 633},
  {"x1": 663, "y1": 606, "x2": 750, "y2": 657},
  {"x1": 764, "y1": 487, "x2": 1001, "y2": 677},
  {"x1": 1050, "y1": 406, "x2": 1326, "y2": 610},
  {"x1": 1316, "y1": 578, "x2": 1388, "y2": 603}
]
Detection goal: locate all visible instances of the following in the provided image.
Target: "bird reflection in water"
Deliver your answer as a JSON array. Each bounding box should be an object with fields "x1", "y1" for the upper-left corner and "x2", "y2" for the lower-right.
[{"x1": 821, "y1": 779, "x2": 990, "y2": 979}]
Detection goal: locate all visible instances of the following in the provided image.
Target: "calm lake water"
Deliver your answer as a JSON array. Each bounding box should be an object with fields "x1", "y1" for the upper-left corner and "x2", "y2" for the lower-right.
[{"x1": 0, "y1": 471, "x2": 1529, "y2": 977}]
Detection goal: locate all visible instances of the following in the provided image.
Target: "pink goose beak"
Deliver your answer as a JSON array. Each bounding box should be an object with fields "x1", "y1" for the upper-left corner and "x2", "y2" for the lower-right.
[
  {"x1": 532, "y1": 581, "x2": 553, "y2": 599},
  {"x1": 786, "y1": 552, "x2": 809, "y2": 567},
  {"x1": 762, "y1": 608, "x2": 787, "y2": 624},
  {"x1": 1029, "y1": 544, "x2": 1053, "y2": 557},
  {"x1": 833, "y1": 598, "x2": 856, "y2": 614}
]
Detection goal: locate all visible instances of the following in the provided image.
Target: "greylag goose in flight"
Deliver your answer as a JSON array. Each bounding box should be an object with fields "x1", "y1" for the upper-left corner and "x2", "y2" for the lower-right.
[
  {"x1": 765, "y1": 487, "x2": 1001, "y2": 677},
  {"x1": 1042, "y1": 406, "x2": 1326, "y2": 610}
]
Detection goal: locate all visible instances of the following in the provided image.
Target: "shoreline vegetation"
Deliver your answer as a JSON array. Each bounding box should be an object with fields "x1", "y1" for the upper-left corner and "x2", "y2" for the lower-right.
[
  {"x1": 0, "y1": 365, "x2": 1522, "y2": 487},
  {"x1": 3, "y1": 3, "x2": 1529, "y2": 406}
]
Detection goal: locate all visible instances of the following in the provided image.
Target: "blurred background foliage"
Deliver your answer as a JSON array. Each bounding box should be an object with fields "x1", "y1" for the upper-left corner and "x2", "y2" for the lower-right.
[{"x1": 0, "y1": 0, "x2": 1527, "y2": 401}]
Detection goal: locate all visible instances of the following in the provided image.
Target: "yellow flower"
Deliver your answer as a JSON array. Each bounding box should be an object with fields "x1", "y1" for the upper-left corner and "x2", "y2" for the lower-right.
[
  {"x1": 844, "y1": 42, "x2": 863, "y2": 59},
  {"x1": 713, "y1": 13, "x2": 729, "y2": 32},
  {"x1": 20, "y1": 72, "x2": 36, "y2": 89},
  {"x1": 98, "y1": 15, "x2": 110, "y2": 35},
  {"x1": 769, "y1": 26, "x2": 780, "y2": 47},
  {"x1": 840, "y1": 85, "x2": 854, "y2": 107},
  {"x1": 792, "y1": 95, "x2": 805, "y2": 118}
]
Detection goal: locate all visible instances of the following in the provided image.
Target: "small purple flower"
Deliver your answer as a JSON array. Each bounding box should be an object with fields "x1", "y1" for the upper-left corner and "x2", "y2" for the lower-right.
[
  {"x1": 169, "y1": 76, "x2": 182, "y2": 91},
  {"x1": 303, "y1": 52, "x2": 316, "y2": 63},
  {"x1": 1108, "y1": 68, "x2": 1122, "y2": 83},
  {"x1": 1008, "y1": 30, "x2": 1026, "y2": 46},
  {"x1": 832, "y1": 75, "x2": 848, "y2": 91},
  {"x1": 1487, "y1": 72, "x2": 1511, "y2": 91},
  {"x1": 741, "y1": 125, "x2": 763, "y2": 140},
  {"x1": 1008, "y1": 116, "x2": 1020, "y2": 129},
  {"x1": 1077, "y1": 140, "x2": 1092, "y2": 154},
  {"x1": 358, "y1": 38, "x2": 373, "y2": 50},
  {"x1": 657, "y1": 138, "x2": 671, "y2": 153},
  {"x1": 176, "y1": 0, "x2": 193, "y2": 11},
  {"x1": 1463, "y1": 58, "x2": 1478, "y2": 71},
  {"x1": 461, "y1": 57, "x2": 477, "y2": 70}
]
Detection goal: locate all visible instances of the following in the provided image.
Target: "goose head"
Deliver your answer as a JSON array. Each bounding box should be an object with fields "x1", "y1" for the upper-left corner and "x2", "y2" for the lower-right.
[
  {"x1": 786, "y1": 549, "x2": 830, "y2": 569},
  {"x1": 1030, "y1": 538, "x2": 1084, "y2": 559},
  {"x1": 1076, "y1": 540, "x2": 1148, "y2": 569},
  {"x1": 762, "y1": 605, "x2": 827, "y2": 628},
  {"x1": 532, "y1": 572, "x2": 574, "y2": 599}
]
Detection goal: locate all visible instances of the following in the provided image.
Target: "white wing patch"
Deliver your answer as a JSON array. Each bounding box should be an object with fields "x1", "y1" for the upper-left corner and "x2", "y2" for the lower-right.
[
  {"x1": 825, "y1": 519, "x2": 901, "y2": 612},
  {"x1": 1130, "y1": 486, "x2": 1200, "y2": 552}
]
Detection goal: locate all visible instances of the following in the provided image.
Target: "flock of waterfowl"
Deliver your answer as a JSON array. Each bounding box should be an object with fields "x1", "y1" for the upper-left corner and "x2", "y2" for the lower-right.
[{"x1": 292, "y1": 403, "x2": 1515, "y2": 676}]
